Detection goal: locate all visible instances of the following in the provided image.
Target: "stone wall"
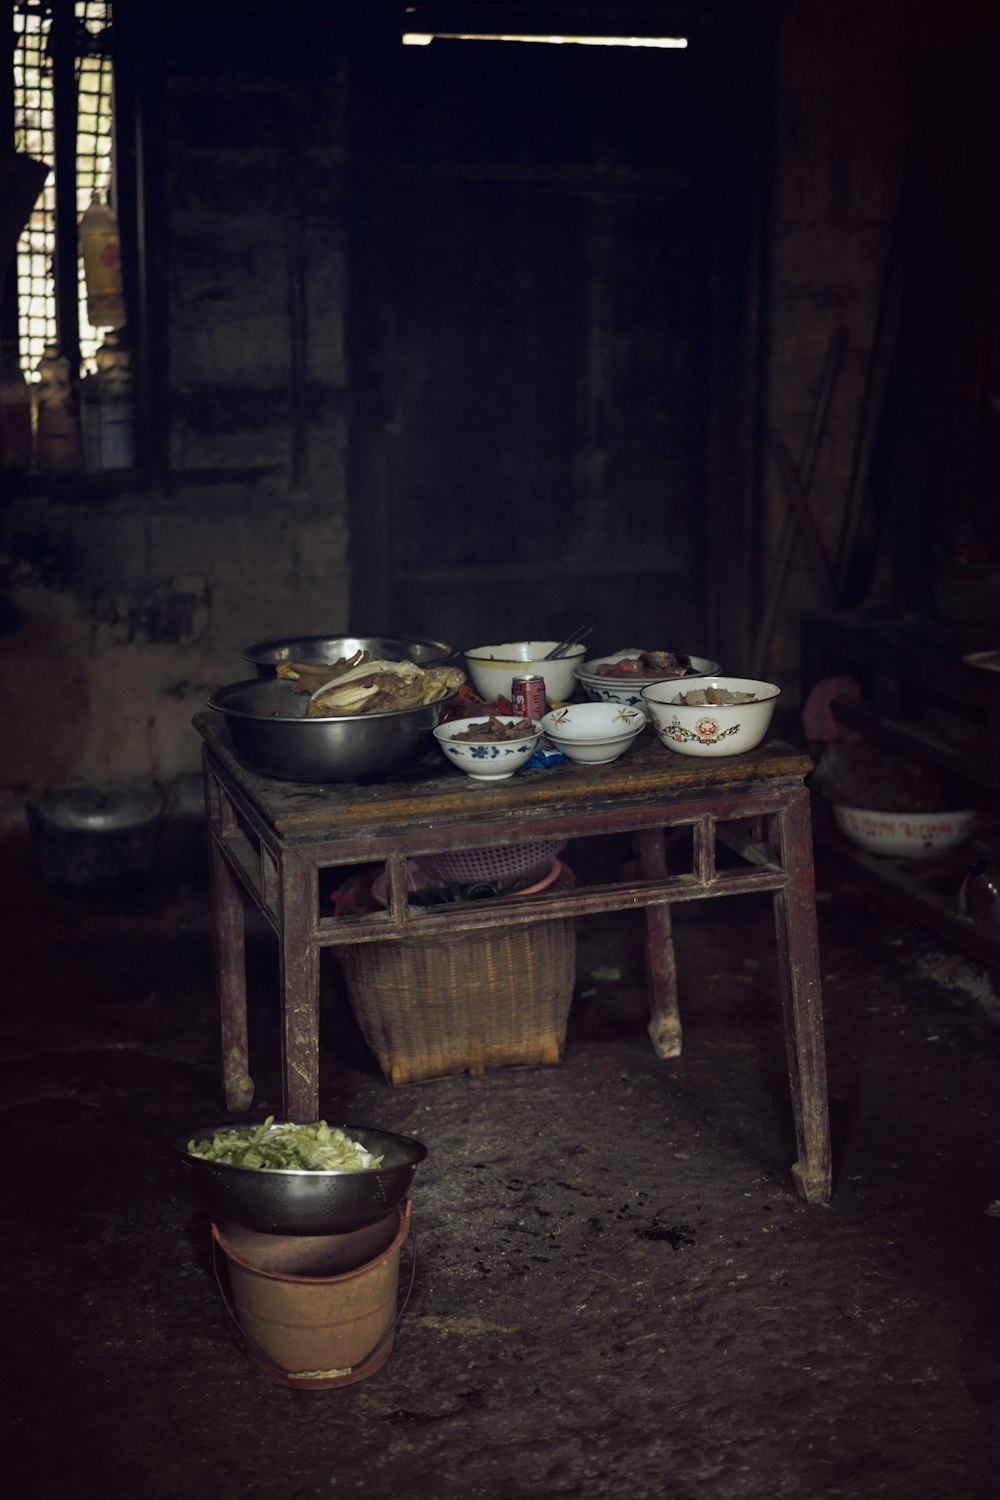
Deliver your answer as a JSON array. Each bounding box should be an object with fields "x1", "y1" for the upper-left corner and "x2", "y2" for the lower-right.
[{"x1": 0, "y1": 7, "x2": 353, "y2": 821}]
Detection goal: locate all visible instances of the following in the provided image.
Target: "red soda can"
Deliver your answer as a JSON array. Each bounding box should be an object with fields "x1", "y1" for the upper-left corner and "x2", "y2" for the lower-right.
[{"x1": 510, "y1": 674, "x2": 547, "y2": 723}]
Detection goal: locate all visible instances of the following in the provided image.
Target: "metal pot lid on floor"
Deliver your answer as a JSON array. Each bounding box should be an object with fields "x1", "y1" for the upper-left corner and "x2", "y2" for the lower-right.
[{"x1": 32, "y1": 782, "x2": 164, "y2": 833}]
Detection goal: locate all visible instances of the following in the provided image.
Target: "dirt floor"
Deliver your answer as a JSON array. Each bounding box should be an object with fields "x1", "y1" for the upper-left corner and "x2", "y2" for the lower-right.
[{"x1": 5, "y1": 817, "x2": 1000, "y2": 1500}]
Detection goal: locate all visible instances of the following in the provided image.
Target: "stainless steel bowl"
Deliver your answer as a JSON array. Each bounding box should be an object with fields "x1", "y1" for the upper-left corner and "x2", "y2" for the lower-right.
[
  {"x1": 208, "y1": 677, "x2": 459, "y2": 782},
  {"x1": 242, "y1": 633, "x2": 452, "y2": 677},
  {"x1": 173, "y1": 1122, "x2": 428, "y2": 1235}
]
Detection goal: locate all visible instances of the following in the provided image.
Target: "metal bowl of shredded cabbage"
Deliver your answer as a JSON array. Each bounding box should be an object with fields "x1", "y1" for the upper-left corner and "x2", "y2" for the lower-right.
[{"x1": 172, "y1": 1117, "x2": 427, "y2": 1235}]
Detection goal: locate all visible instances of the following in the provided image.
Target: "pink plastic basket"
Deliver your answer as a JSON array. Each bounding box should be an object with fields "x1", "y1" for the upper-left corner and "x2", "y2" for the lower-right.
[
  {"x1": 372, "y1": 857, "x2": 564, "y2": 907},
  {"x1": 418, "y1": 841, "x2": 566, "y2": 888}
]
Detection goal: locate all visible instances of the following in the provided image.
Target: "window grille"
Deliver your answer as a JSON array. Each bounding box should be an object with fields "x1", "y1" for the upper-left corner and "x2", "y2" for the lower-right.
[{"x1": 13, "y1": 1, "x2": 116, "y2": 378}]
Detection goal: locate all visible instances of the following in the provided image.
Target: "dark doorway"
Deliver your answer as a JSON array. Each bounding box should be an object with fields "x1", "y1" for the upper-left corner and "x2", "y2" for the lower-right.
[{"x1": 345, "y1": 6, "x2": 774, "y2": 665}]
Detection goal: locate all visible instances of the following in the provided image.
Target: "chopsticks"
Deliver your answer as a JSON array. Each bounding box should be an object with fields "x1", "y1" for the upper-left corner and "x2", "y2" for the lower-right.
[{"x1": 544, "y1": 626, "x2": 592, "y2": 660}]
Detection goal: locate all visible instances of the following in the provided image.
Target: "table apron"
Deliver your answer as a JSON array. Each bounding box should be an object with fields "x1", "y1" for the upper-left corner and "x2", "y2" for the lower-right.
[
  {"x1": 205, "y1": 780, "x2": 801, "y2": 943},
  {"x1": 210, "y1": 780, "x2": 795, "y2": 860},
  {"x1": 314, "y1": 866, "x2": 790, "y2": 945}
]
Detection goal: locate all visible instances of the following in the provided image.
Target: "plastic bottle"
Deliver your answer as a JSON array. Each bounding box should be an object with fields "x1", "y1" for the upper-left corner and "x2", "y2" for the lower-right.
[
  {"x1": 94, "y1": 331, "x2": 134, "y2": 469},
  {"x1": 0, "y1": 345, "x2": 33, "y2": 470},
  {"x1": 959, "y1": 861, "x2": 1000, "y2": 925},
  {"x1": 79, "y1": 193, "x2": 125, "y2": 329},
  {"x1": 80, "y1": 371, "x2": 103, "y2": 470},
  {"x1": 34, "y1": 344, "x2": 82, "y2": 473}
]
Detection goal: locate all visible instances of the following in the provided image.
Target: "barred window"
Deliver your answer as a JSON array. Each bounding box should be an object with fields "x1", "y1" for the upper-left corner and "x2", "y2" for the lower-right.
[{"x1": 12, "y1": 0, "x2": 116, "y2": 378}]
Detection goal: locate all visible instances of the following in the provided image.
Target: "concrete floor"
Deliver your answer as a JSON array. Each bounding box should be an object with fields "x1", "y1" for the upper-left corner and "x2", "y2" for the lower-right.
[{"x1": 5, "y1": 818, "x2": 1000, "y2": 1500}]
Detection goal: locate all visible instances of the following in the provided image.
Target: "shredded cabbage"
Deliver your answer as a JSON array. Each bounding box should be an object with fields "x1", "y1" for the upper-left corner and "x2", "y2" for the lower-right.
[{"x1": 187, "y1": 1116, "x2": 384, "y2": 1172}]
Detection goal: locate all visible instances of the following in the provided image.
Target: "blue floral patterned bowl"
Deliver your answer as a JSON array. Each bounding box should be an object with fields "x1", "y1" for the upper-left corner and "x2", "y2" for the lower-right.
[
  {"x1": 575, "y1": 653, "x2": 721, "y2": 718},
  {"x1": 433, "y1": 716, "x2": 543, "y2": 781}
]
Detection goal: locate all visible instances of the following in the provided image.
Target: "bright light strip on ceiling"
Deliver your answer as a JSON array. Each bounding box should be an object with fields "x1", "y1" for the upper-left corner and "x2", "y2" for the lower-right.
[{"x1": 403, "y1": 33, "x2": 689, "y2": 48}]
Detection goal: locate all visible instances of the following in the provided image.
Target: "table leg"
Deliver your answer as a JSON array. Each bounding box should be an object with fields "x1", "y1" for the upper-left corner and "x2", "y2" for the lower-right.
[
  {"x1": 278, "y1": 851, "x2": 322, "y2": 1121},
  {"x1": 209, "y1": 834, "x2": 255, "y2": 1113},
  {"x1": 635, "y1": 828, "x2": 682, "y2": 1058},
  {"x1": 772, "y1": 789, "x2": 832, "y2": 1205}
]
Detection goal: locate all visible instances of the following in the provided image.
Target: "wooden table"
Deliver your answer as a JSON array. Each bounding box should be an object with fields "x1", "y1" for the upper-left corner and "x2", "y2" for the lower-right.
[{"x1": 194, "y1": 712, "x2": 832, "y2": 1205}]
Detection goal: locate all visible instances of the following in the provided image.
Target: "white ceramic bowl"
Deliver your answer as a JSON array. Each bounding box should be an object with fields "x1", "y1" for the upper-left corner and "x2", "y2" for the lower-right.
[
  {"x1": 576, "y1": 652, "x2": 722, "y2": 717},
  {"x1": 433, "y1": 715, "x2": 543, "y2": 781},
  {"x1": 832, "y1": 806, "x2": 977, "y2": 859},
  {"x1": 541, "y1": 703, "x2": 647, "y2": 765},
  {"x1": 463, "y1": 641, "x2": 588, "y2": 707},
  {"x1": 641, "y1": 676, "x2": 781, "y2": 757}
]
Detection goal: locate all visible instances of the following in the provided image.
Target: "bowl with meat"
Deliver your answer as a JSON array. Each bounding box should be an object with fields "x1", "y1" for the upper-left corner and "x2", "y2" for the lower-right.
[
  {"x1": 575, "y1": 650, "x2": 721, "y2": 716},
  {"x1": 641, "y1": 676, "x2": 781, "y2": 758},
  {"x1": 242, "y1": 633, "x2": 453, "y2": 678},
  {"x1": 208, "y1": 655, "x2": 465, "y2": 782},
  {"x1": 433, "y1": 714, "x2": 543, "y2": 781}
]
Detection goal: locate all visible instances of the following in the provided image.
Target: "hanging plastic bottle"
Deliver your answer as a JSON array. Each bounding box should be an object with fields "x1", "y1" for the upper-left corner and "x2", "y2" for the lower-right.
[
  {"x1": 34, "y1": 344, "x2": 82, "y2": 473},
  {"x1": 0, "y1": 344, "x2": 33, "y2": 470},
  {"x1": 95, "y1": 331, "x2": 134, "y2": 469},
  {"x1": 959, "y1": 861, "x2": 1000, "y2": 926},
  {"x1": 79, "y1": 193, "x2": 125, "y2": 329}
]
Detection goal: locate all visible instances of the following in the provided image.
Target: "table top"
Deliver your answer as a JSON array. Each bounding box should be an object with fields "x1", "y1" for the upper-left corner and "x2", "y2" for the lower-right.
[{"x1": 194, "y1": 711, "x2": 813, "y2": 842}]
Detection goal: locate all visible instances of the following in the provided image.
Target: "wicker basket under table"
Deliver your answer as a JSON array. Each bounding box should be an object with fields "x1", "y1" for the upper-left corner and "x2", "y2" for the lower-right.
[{"x1": 337, "y1": 874, "x2": 577, "y2": 1086}]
